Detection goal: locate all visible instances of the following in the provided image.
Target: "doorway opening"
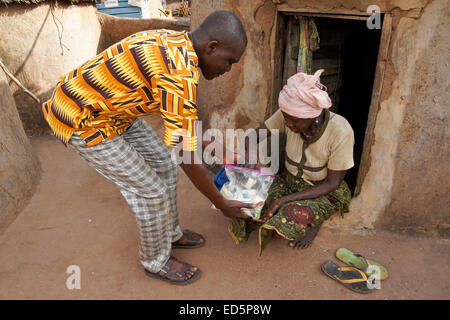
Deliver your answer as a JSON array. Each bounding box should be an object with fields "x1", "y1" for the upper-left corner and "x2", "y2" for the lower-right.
[{"x1": 272, "y1": 13, "x2": 384, "y2": 194}]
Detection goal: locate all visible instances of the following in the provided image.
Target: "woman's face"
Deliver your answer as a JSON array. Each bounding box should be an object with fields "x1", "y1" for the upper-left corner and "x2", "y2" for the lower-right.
[{"x1": 281, "y1": 111, "x2": 314, "y2": 134}]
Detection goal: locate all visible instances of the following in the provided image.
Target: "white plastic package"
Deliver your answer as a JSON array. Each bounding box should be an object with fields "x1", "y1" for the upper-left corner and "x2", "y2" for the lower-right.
[{"x1": 219, "y1": 165, "x2": 275, "y2": 220}]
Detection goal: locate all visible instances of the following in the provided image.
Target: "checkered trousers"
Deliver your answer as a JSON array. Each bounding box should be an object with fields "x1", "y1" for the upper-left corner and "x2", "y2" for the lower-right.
[{"x1": 69, "y1": 117, "x2": 183, "y2": 273}]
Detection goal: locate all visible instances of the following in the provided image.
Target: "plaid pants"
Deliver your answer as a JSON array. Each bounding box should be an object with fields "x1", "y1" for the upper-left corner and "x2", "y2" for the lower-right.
[{"x1": 69, "y1": 117, "x2": 183, "y2": 273}]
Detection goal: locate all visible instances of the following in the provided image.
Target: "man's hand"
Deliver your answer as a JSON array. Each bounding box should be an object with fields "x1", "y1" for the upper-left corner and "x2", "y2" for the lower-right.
[{"x1": 217, "y1": 199, "x2": 258, "y2": 219}]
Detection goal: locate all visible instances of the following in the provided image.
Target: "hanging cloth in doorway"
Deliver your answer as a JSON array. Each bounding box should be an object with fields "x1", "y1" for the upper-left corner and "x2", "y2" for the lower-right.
[{"x1": 296, "y1": 16, "x2": 320, "y2": 74}]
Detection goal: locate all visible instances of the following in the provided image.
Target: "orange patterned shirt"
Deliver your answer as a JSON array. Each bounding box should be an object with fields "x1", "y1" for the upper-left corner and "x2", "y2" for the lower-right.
[{"x1": 42, "y1": 30, "x2": 199, "y2": 150}]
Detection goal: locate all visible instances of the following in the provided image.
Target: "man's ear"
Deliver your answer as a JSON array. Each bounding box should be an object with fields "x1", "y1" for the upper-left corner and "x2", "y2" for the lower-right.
[{"x1": 206, "y1": 40, "x2": 219, "y2": 55}]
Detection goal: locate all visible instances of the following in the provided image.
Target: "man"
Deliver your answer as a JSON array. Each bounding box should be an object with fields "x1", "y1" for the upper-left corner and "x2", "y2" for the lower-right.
[{"x1": 42, "y1": 11, "x2": 253, "y2": 285}]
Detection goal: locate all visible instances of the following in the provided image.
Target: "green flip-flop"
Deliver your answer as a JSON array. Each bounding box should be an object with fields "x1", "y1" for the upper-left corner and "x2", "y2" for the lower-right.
[{"x1": 336, "y1": 248, "x2": 388, "y2": 280}]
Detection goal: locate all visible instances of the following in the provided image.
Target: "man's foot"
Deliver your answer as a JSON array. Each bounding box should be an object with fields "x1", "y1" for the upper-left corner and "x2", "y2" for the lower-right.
[
  {"x1": 289, "y1": 224, "x2": 322, "y2": 249},
  {"x1": 144, "y1": 256, "x2": 201, "y2": 285},
  {"x1": 172, "y1": 229, "x2": 205, "y2": 249}
]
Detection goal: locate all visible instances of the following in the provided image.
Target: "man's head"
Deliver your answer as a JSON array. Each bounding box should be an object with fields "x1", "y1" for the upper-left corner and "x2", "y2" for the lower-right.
[{"x1": 189, "y1": 10, "x2": 247, "y2": 80}]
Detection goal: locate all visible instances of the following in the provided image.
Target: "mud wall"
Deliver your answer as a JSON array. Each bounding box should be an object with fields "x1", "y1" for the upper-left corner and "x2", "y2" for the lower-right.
[
  {"x1": 191, "y1": 0, "x2": 449, "y2": 237},
  {"x1": 0, "y1": 68, "x2": 41, "y2": 232},
  {"x1": 96, "y1": 12, "x2": 190, "y2": 52},
  {"x1": 379, "y1": 0, "x2": 449, "y2": 237},
  {"x1": 0, "y1": 3, "x2": 102, "y2": 136}
]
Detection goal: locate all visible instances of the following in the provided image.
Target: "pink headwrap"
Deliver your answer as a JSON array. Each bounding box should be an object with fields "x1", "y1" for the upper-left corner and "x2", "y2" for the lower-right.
[{"x1": 278, "y1": 69, "x2": 332, "y2": 119}]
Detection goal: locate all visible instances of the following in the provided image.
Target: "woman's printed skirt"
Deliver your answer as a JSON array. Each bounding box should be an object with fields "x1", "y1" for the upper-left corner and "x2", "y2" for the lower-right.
[{"x1": 228, "y1": 172, "x2": 352, "y2": 255}]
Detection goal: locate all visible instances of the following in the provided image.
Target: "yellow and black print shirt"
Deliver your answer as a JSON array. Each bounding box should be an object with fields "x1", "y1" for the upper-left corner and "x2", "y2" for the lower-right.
[{"x1": 42, "y1": 30, "x2": 199, "y2": 150}]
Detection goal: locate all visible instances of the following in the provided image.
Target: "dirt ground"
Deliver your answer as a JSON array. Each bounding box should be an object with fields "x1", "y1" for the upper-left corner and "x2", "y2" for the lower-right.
[{"x1": 0, "y1": 115, "x2": 448, "y2": 300}]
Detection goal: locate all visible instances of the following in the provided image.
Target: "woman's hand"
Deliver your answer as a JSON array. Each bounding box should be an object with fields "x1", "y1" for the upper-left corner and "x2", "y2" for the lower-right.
[
  {"x1": 262, "y1": 198, "x2": 284, "y2": 221},
  {"x1": 261, "y1": 194, "x2": 300, "y2": 221}
]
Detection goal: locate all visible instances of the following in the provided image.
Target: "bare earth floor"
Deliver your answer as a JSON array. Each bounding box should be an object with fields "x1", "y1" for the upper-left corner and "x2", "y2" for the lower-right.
[{"x1": 1, "y1": 116, "x2": 448, "y2": 300}]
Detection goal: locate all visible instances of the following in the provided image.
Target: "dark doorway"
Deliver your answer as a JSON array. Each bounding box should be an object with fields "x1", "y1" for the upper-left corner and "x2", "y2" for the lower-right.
[{"x1": 279, "y1": 14, "x2": 383, "y2": 193}]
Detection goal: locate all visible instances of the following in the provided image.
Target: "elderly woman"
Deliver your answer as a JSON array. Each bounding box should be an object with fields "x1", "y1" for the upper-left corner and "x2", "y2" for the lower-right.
[{"x1": 229, "y1": 69, "x2": 354, "y2": 255}]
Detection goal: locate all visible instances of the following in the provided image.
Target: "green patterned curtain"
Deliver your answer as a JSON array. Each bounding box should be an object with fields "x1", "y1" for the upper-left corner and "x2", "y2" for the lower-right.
[{"x1": 297, "y1": 16, "x2": 320, "y2": 74}]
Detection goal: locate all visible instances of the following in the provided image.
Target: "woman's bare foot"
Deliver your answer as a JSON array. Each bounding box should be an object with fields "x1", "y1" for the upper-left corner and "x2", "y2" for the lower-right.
[{"x1": 289, "y1": 224, "x2": 322, "y2": 249}]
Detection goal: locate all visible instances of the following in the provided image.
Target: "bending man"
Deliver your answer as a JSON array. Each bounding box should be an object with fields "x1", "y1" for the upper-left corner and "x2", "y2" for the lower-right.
[{"x1": 42, "y1": 11, "x2": 252, "y2": 285}]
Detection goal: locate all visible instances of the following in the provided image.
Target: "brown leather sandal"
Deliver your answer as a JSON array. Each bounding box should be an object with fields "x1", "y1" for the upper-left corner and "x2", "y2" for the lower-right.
[
  {"x1": 144, "y1": 256, "x2": 201, "y2": 285},
  {"x1": 172, "y1": 229, "x2": 206, "y2": 249}
]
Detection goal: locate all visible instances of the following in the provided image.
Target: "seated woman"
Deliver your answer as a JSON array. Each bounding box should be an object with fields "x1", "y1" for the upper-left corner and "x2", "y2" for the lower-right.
[{"x1": 229, "y1": 69, "x2": 354, "y2": 255}]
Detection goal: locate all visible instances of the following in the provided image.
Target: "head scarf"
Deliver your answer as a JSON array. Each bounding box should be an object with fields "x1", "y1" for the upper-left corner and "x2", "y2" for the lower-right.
[{"x1": 278, "y1": 69, "x2": 332, "y2": 119}]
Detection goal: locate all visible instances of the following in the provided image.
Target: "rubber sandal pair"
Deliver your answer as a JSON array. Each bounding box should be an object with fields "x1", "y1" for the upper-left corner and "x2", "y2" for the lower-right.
[
  {"x1": 172, "y1": 229, "x2": 206, "y2": 249},
  {"x1": 321, "y1": 248, "x2": 388, "y2": 294},
  {"x1": 145, "y1": 256, "x2": 201, "y2": 285}
]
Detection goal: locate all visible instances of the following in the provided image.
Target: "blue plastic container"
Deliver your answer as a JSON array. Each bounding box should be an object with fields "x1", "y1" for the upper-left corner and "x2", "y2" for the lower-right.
[{"x1": 213, "y1": 167, "x2": 229, "y2": 191}]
